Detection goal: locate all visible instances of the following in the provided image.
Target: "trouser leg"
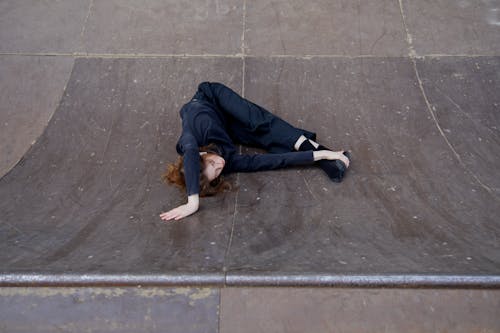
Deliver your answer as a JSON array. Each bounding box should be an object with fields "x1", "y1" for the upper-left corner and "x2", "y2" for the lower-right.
[{"x1": 196, "y1": 81, "x2": 316, "y2": 153}]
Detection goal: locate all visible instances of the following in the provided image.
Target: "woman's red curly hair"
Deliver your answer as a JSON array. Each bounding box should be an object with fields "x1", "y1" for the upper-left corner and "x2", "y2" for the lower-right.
[{"x1": 162, "y1": 144, "x2": 231, "y2": 197}]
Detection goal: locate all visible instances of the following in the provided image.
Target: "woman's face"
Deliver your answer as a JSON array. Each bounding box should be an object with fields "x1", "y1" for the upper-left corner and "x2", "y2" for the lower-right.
[{"x1": 201, "y1": 153, "x2": 225, "y2": 181}]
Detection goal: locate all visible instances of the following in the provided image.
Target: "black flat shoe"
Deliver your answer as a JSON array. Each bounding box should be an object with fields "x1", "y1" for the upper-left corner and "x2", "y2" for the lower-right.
[{"x1": 332, "y1": 151, "x2": 351, "y2": 183}]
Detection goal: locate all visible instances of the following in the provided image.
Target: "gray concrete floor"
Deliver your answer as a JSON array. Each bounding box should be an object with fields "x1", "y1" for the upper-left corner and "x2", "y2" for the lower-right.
[
  {"x1": 1, "y1": 287, "x2": 499, "y2": 333},
  {"x1": 1, "y1": 0, "x2": 500, "y2": 332}
]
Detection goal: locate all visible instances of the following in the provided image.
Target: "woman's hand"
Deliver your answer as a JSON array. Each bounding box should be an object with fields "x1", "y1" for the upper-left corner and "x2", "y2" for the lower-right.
[
  {"x1": 313, "y1": 150, "x2": 350, "y2": 168},
  {"x1": 160, "y1": 194, "x2": 200, "y2": 221}
]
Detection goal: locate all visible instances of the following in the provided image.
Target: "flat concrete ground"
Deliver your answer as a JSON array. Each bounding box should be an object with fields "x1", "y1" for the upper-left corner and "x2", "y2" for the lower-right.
[
  {"x1": 1, "y1": 287, "x2": 499, "y2": 333},
  {"x1": 0, "y1": 0, "x2": 499, "y2": 332}
]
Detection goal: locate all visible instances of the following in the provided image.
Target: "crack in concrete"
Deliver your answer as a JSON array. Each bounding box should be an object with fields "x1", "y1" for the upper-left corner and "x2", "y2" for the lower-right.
[
  {"x1": 397, "y1": 0, "x2": 417, "y2": 58},
  {"x1": 241, "y1": 0, "x2": 247, "y2": 97},
  {"x1": 271, "y1": 1, "x2": 287, "y2": 55},
  {"x1": 411, "y1": 60, "x2": 497, "y2": 198},
  {"x1": 370, "y1": 28, "x2": 387, "y2": 55},
  {"x1": 398, "y1": 0, "x2": 498, "y2": 198},
  {"x1": 223, "y1": 171, "x2": 239, "y2": 273},
  {"x1": 434, "y1": 85, "x2": 499, "y2": 138},
  {"x1": 79, "y1": 0, "x2": 94, "y2": 52},
  {"x1": 419, "y1": 54, "x2": 498, "y2": 58},
  {"x1": 301, "y1": 172, "x2": 317, "y2": 202},
  {"x1": 223, "y1": 0, "x2": 247, "y2": 275},
  {"x1": 1, "y1": 52, "x2": 499, "y2": 59},
  {"x1": 357, "y1": 0, "x2": 363, "y2": 55}
]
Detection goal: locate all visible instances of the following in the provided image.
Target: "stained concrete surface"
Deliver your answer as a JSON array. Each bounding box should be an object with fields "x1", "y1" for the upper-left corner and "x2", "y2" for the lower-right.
[
  {"x1": 0, "y1": 55, "x2": 74, "y2": 178},
  {"x1": 402, "y1": 0, "x2": 500, "y2": 55},
  {"x1": 0, "y1": 57, "x2": 241, "y2": 275},
  {"x1": 220, "y1": 288, "x2": 500, "y2": 333},
  {"x1": 416, "y1": 57, "x2": 500, "y2": 195},
  {"x1": 1, "y1": 56, "x2": 498, "y2": 280},
  {"x1": 0, "y1": 0, "x2": 500, "y2": 331},
  {"x1": 83, "y1": 0, "x2": 243, "y2": 54},
  {"x1": 244, "y1": 0, "x2": 408, "y2": 56},
  {"x1": 0, "y1": 0, "x2": 243, "y2": 55},
  {"x1": 225, "y1": 56, "x2": 500, "y2": 275},
  {"x1": 1, "y1": 287, "x2": 499, "y2": 332},
  {"x1": 0, "y1": 287, "x2": 219, "y2": 333},
  {"x1": 0, "y1": 1, "x2": 89, "y2": 53}
]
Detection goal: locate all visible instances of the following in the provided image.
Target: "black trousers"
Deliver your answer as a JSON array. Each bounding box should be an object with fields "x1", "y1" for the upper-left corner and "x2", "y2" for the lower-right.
[{"x1": 192, "y1": 82, "x2": 316, "y2": 154}]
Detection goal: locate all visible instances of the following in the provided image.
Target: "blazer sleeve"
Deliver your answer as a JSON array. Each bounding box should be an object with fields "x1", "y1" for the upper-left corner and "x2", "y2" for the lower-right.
[
  {"x1": 229, "y1": 151, "x2": 314, "y2": 173},
  {"x1": 176, "y1": 133, "x2": 200, "y2": 196}
]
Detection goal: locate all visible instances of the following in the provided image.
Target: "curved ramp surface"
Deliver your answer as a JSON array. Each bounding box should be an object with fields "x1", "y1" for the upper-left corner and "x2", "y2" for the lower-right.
[{"x1": 1, "y1": 57, "x2": 499, "y2": 287}]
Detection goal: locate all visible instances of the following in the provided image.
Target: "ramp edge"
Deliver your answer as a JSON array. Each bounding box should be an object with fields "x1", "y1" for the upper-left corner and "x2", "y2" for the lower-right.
[{"x1": 1, "y1": 273, "x2": 500, "y2": 288}]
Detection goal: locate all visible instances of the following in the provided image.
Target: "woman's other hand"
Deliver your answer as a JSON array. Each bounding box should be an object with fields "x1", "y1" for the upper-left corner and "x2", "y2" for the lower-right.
[
  {"x1": 160, "y1": 194, "x2": 200, "y2": 221},
  {"x1": 313, "y1": 150, "x2": 350, "y2": 168}
]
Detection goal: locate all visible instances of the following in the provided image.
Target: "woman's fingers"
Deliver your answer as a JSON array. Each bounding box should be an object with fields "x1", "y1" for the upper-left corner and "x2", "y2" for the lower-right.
[
  {"x1": 164, "y1": 211, "x2": 175, "y2": 218},
  {"x1": 339, "y1": 153, "x2": 350, "y2": 168},
  {"x1": 163, "y1": 214, "x2": 178, "y2": 221},
  {"x1": 161, "y1": 211, "x2": 175, "y2": 219},
  {"x1": 160, "y1": 204, "x2": 196, "y2": 222},
  {"x1": 326, "y1": 150, "x2": 350, "y2": 168},
  {"x1": 160, "y1": 208, "x2": 179, "y2": 221}
]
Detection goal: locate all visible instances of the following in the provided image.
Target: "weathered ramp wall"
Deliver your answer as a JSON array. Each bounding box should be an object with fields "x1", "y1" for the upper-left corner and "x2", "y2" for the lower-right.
[{"x1": 0, "y1": 56, "x2": 499, "y2": 286}]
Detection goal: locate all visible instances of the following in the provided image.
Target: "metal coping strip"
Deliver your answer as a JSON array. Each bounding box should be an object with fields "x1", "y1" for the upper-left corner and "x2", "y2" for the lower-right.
[{"x1": 1, "y1": 273, "x2": 500, "y2": 288}]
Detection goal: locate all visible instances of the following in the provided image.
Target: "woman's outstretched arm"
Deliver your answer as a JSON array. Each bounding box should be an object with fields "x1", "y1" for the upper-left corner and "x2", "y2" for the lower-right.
[
  {"x1": 162, "y1": 132, "x2": 201, "y2": 221},
  {"x1": 160, "y1": 194, "x2": 200, "y2": 221},
  {"x1": 228, "y1": 150, "x2": 349, "y2": 173}
]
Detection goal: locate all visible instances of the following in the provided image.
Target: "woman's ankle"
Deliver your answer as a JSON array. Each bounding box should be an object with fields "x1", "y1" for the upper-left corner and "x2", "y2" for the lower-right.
[
  {"x1": 308, "y1": 139, "x2": 320, "y2": 149},
  {"x1": 294, "y1": 135, "x2": 308, "y2": 151}
]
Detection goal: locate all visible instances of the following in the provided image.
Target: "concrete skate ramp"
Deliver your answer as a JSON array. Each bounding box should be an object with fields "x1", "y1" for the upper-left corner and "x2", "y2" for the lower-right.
[{"x1": 1, "y1": 56, "x2": 499, "y2": 287}]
